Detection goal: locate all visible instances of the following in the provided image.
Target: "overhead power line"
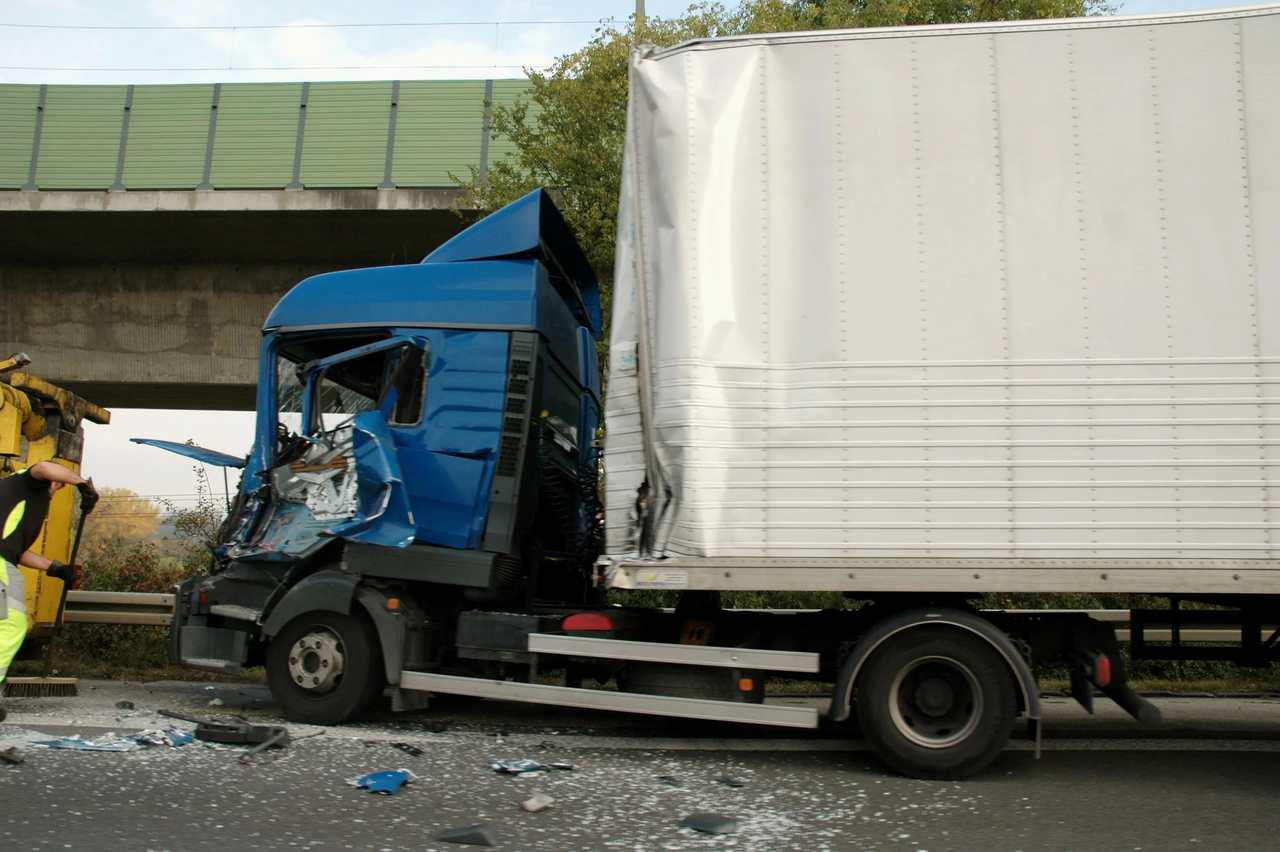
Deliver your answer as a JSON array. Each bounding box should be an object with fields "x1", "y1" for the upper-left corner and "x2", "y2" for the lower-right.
[
  {"x1": 0, "y1": 19, "x2": 607, "y2": 31},
  {"x1": 0, "y1": 64, "x2": 543, "y2": 72}
]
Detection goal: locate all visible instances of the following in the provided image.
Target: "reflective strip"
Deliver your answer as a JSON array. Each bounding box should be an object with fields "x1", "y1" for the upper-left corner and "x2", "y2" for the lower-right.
[{"x1": 3, "y1": 500, "x2": 25, "y2": 538}]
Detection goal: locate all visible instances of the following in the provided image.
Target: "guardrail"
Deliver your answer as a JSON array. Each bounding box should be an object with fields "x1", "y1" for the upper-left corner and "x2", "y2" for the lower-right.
[
  {"x1": 59, "y1": 595, "x2": 1270, "y2": 643},
  {"x1": 64, "y1": 591, "x2": 174, "y2": 627}
]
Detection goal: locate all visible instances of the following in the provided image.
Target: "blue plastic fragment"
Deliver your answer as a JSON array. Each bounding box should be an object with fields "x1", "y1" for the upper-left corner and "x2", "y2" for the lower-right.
[
  {"x1": 33, "y1": 735, "x2": 137, "y2": 752},
  {"x1": 348, "y1": 769, "x2": 418, "y2": 794},
  {"x1": 134, "y1": 727, "x2": 195, "y2": 747}
]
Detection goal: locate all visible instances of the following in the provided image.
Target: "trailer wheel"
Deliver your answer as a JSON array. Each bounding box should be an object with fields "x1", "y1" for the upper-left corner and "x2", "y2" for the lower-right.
[
  {"x1": 856, "y1": 626, "x2": 1016, "y2": 780},
  {"x1": 266, "y1": 610, "x2": 385, "y2": 725}
]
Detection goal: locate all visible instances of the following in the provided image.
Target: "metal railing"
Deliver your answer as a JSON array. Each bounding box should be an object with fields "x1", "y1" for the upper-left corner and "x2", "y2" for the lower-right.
[
  {"x1": 60, "y1": 594, "x2": 1271, "y2": 643},
  {"x1": 64, "y1": 591, "x2": 174, "y2": 627}
]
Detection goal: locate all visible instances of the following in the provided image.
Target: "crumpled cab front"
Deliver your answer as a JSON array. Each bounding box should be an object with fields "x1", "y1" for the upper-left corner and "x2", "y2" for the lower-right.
[{"x1": 225, "y1": 328, "x2": 508, "y2": 561}]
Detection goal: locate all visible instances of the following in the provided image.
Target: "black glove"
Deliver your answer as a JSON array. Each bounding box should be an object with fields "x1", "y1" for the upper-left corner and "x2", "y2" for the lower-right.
[
  {"x1": 46, "y1": 561, "x2": 77, "y2": 586},
  {"x1": 77, "y1": 479, "x2": 99, "y2": 513}
]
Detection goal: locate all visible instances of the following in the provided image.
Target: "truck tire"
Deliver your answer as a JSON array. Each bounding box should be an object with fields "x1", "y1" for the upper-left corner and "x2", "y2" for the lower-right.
[
  {"x1": 266, "y1": 610, "x2": 385, "y2": 725},
  {"x1": 621, "y1": 662, "x2": 764, "y2": 704},
  {"x1": 856, "y1": 625, "x2": 1016, "y2": 780}
]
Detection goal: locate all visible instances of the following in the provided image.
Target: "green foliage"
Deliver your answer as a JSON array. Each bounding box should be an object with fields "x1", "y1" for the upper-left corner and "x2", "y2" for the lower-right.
[
  {"x1": 455, "y1": 0, "x2": 1116, "y2": 337},
  {"x1": 157, "y1": 462, "x2": 228, "y2": 574}
]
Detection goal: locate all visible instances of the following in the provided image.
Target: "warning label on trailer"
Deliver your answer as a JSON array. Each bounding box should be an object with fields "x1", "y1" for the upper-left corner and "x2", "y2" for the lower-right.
[{"x1": 632, "y1": 571, "x2": 689, "y2": 589}]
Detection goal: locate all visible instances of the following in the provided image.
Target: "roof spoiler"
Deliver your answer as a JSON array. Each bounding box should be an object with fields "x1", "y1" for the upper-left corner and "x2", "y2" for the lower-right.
[{"x1": 423, "y1": 189, "x2": 603, "y2": 339}]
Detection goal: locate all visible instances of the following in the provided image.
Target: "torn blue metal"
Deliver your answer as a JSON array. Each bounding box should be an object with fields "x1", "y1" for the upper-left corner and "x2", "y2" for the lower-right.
[
  {"x1": 327, "y1": 411, "x2": 416, "y2": 548},
  {"x1": 130, "y1": 438, "x2": 246, "y2": 469}
]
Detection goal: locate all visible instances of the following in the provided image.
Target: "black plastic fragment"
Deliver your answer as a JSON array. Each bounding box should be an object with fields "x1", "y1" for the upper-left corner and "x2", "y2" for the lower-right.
[
  {"x1": 439, "y1": 824, "x2": 497, "y2": 846},
  {"x1": 681, "y1": 813, "x2": 738, "y2": 834},
  {"x1": 714, "y1": 776, "x2": 745, "y2": 788},
  {"x1": 658, "y1": 775, "x2": 683, "y2": 787},
  {"x1": 390, "y1": 742, "x2": 424, "y2": 757},
  {"x1": 115, "y1": 700, "x2": 135, "y2": 710}
]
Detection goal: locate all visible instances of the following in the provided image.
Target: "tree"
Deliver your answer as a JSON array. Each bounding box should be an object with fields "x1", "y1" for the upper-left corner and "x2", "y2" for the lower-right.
[
  {"x1": 82, "y1": 487, "x2": 162, "y2": 547},
  {"x1": 456, "y1": 0, "x2": 1114, "y2": 331}
]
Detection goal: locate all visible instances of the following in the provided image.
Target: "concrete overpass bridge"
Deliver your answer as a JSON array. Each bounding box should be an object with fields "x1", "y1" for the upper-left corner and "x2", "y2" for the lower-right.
[{"x1": 0, "y1": 80, "x2": 527, "y2": 409}]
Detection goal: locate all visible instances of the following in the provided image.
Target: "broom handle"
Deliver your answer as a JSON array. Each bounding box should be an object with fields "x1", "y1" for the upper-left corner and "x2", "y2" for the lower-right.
[{"x1": 51, "y1": 480, "x2": 93, "y2": 642}]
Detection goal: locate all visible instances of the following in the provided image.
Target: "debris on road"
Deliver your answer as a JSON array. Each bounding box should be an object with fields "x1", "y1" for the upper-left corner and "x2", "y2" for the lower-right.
[
  {"x1": 681, "y1": 813, "x2": 738, "y2": 835},
  {"x1": 33, "y1": 734, "x2": 137, "y2": 752},
  {"x1": 159, "y1": 709, "x2": 289, "y2": 749},
  {"x1": 114, "y1": 701, "x2": 135, "y2": 710},
  {"x1": 347, "y1": 768, "x2": 418, "y2": 795},
  {"x1": 0, "y1": 747, "x2": 23, "y2": 765},
  {"x1": 438, "y1": 824, "x2": 498, "y2": 846},
  {"x1": 658, "y1": 775, "x2": 683, "y2": 788},
  {"x1": 134, "y1": 727, "x2": 195, "y2": 747},
  {"x1": 489, "y1": 759, "x2": 574, "y2": 774},
  {"x1": 521, "y1": 792, "x2": 555, "y2": 813},
  {"x1": 389, "y1": 741, "x2": 423, "y2": 757},
  {"x1": 714, "y1": 776, "x2": 745, "y2": 788}
]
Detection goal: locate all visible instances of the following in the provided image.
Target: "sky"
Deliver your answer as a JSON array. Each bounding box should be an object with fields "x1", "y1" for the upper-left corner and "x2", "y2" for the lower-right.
[{"x1": 4, "y1": 0, "x2": 1261, "y2": 509}]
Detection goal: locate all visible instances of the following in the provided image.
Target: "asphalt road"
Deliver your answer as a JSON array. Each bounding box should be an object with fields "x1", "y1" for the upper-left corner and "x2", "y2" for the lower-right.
[{"x1": 2, "y1": 682, "x2": 1278, "y2": 852}]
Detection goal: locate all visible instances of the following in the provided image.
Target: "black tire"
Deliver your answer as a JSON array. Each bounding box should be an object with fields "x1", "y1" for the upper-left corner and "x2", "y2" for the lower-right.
[
  {"x1": 856, "y1": 626, "x2": 1017, "y2": 780},
  {"x1": 621, "y1": 663, "x2": 764, "y2": 704},
  {"x1": 265, "y1": 609, "x2": 385, "y2": 725}
]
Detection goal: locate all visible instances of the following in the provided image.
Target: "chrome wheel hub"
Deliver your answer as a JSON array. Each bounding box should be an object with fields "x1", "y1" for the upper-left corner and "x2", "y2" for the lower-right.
[
  {"x1": 888, "y1": 655, "x2": 982, "y2": 749},
  {"x1": 288, "y1": 629, "x2": 345, "y2": 693}
]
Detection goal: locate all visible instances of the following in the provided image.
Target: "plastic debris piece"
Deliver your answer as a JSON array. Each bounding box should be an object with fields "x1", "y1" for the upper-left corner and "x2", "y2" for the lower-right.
[
  {"x1": 33, "y1": 734, "x2": 138, "y2": 752},
  {"x1": 115, "y1": 700, "x2": 135, "y2": 710},
  {"x1": 521, "y1": 792, "x2": 555, "y2": 813},
  {"x1": 134, "y1": 727, "x2": 195, "y2": 747},
  {"x1": 658, "y1": 775, "x2": 683, "y2": 788},
  {"x1": 0, "y1": 747, "x2": 23, "y2": 765},
  {"x1": 714, "y1": 776, "x2": 745, "y2": 788},
  {"x1": 681, "y1": 813, "x2": 739, "y2": 834},
  {"x1": 438, "y1": 824, "x2": 497, "y2": 846},
  {"x1": 347, "y1": 768, "x2": 418, "y2": 795},
  {"x1": 390, "y1": 742, "x2": 423, "y2": 757},
  {"x1": 207, "y1": 698, "x2": 224, "y2": 706},
  {"x1": 489, "y1": 759, "x2": 575, "y2": 774}
]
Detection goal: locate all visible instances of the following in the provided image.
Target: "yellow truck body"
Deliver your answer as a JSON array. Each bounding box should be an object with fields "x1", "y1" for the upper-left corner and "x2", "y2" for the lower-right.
[{"x1": 0, "y1": 354, "x2": 109, "y2": 649}]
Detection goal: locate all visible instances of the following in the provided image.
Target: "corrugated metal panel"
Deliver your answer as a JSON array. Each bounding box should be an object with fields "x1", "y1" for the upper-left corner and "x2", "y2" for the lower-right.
[
  {"x1": 392, "y1": 80, "x2": 485, "y2": 187},
  {"x1": 486, "y1": 80, "x2": 535, "y2": 171},
  {"x1": 607, "y1": 6, "x2": 1280, "y2": 570},
  {"x1": 123, "y1": 84, "x2": 213, "y2": 189},
  {"x1": 35, "y1": 85, "x2": 126, "y2": 189},
  {"x1": 299, "y1": 81, "x2": 390, "y2": 188},
  {"x1": 0, "y1": 85, "x2": 39, "y2": 189},
  {"x1": 210, "y1": 83, "x2": 301, "y2": 189}
]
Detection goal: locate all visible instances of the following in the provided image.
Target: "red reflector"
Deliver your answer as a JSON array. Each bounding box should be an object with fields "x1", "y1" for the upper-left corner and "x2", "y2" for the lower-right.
[
  {"x1": 71, "y1": 564, "x2": 82, "y2": 590},
  {"x1": 199, "y1": 588, "x2": 210, "y2": 606},
  {"x1": 563, "y1": 612, "x2": 615, "y2": 632},
  {"x1": 1094, "y1": 653, "x2": 1112, "y2": 687}
]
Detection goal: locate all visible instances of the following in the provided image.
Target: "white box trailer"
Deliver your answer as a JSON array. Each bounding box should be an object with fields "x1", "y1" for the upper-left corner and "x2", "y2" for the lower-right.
[{"x1": 605, "y1": 3, "x2": 1280, "y2": 600}]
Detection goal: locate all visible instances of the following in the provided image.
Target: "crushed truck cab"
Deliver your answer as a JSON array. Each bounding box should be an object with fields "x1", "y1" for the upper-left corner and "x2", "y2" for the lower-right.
[{"x1": 171, "y1": 190, "x2": 606, "y2": 720}]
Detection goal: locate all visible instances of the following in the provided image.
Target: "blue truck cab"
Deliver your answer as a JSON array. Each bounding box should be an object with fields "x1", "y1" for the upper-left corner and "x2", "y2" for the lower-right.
[{"x1": 169, "y1": 190, "x2": 606, "y2": 723}]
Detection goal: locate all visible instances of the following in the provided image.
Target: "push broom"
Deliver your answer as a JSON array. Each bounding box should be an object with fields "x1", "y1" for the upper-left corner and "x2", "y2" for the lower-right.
[{"x1": 4, "y1": 479, "x2": 95, "y2": 699}]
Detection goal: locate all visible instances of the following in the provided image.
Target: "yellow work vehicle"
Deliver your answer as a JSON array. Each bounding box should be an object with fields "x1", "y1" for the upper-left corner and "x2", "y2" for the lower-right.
[{"x1": 0, "y1": 353, "x2": 110, "y2": 656}]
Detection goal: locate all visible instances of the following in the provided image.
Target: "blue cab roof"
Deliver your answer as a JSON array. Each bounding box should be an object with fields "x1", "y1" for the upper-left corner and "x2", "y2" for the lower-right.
[{"x1": 264, "y1": 189, "x2": 602, "y2": 338}]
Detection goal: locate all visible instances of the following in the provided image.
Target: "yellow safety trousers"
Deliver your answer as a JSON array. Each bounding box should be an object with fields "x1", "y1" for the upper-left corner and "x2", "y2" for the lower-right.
[{"x1": 0, "y1": 560, "x2": 28, "y2": 684}]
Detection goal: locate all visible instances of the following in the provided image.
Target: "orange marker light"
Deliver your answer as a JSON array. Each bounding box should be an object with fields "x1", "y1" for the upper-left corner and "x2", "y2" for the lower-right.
[
  {"x1": 738, "y1": 678, "x2": 755, "y2": 692},
  {"x1": 386, "y1": 598, "x2": 400, "y2": 611}
]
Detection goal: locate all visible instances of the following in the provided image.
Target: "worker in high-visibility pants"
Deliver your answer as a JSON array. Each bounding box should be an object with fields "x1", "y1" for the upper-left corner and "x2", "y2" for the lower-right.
[{"x1": 0, "y1": 461, "x2": 95, "y2": 721}]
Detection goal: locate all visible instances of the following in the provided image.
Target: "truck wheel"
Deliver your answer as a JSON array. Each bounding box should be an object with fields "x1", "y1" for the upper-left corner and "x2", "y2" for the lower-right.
[
  {"x1": 856, "y1": 626, "x2": 1016, "y2": 780},
  {"x1": 266, "y1": 610, "x2": 385, "y2": 725},
  {"x1": 621, "y1": 663, "x2": 764, "y2": 704}
]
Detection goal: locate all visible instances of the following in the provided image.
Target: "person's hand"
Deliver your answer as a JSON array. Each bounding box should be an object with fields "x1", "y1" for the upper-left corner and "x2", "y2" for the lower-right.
[
  {"x1": 46, "y1": 561, "x2": 78, "y2": 587},
  {"x1": 77, "y1": 479, "x2": 99, "y2": 513}
]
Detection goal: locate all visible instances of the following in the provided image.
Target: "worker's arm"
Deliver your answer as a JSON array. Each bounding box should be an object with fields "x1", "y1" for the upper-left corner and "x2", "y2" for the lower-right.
[
  {"x1": 17, "y1": 549, "x2": 51, "y2": 571},
  {"x1": 26, "y1": 460, "x2": 86, "y2": 488}
]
